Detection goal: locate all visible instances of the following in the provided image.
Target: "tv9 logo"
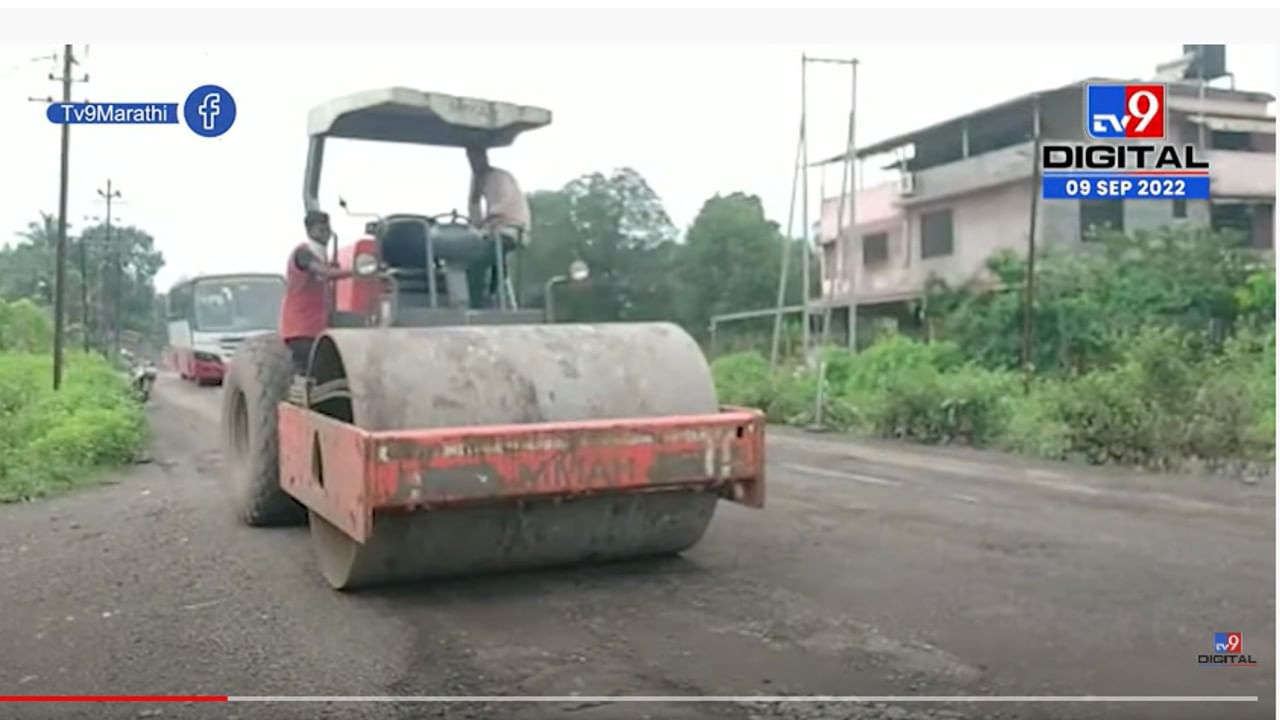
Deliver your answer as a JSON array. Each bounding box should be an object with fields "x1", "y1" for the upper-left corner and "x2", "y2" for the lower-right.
[
  {"x1": 1214, "y1": 632, "x2": 1243, "y2": 653},
  {"x1": 1086, "y1": 83, "x2": 1166, "y2": 140},
  {"x1": 1198, "y1": 631, "x2": 1258, "y2": 667}
]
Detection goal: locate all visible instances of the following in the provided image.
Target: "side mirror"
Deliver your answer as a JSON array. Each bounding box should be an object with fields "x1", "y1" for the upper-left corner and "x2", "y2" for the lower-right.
[
  {"x1": 364, "y1": 220, "x2": 380, "y2": 235},
  {"x1": 569, "y1": 260, "x2": 590, "y2": 282}
]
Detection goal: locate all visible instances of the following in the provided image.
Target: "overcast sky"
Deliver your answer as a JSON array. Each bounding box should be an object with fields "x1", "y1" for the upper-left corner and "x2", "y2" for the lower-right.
[{"x1": 0, "y1": 43, "x2": 1274, "y2": 289}]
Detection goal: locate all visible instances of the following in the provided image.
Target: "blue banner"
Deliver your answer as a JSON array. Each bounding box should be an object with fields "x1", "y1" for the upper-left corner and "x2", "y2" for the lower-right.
[
  {"x1": 1042, "y1": 174, "x2": 1210, "y2": 200},
  {"x1": 47, "y1": 103, "x2": 180, "y2": 125}
]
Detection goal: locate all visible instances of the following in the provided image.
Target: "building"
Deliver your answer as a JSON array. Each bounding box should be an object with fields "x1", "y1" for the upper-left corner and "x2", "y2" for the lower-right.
[{"x1": 813, "y1": 74, "x2": 1275, "y2": 347}]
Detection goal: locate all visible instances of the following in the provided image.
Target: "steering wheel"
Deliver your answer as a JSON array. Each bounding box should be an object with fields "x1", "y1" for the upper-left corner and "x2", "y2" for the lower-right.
[{"x1": 428, "y1": 210, "x2": 471, "y2": 226}]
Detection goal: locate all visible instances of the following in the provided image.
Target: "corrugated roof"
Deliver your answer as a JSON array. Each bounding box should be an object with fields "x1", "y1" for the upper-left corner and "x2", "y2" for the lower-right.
[{"x1": 814, "y1": 76, "x2": 1276, "y2": 167}]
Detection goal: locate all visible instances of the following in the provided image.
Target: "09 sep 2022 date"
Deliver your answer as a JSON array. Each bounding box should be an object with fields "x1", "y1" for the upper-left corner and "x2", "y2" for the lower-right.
[{"x1": 1061, "y1": 177, "x2": 1187, "y2": 198}]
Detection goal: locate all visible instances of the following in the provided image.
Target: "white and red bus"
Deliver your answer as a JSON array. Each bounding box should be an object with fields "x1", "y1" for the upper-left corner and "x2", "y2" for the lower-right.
[{"x1": 166, "y1": 273, "x2": 285, "y2": 385}]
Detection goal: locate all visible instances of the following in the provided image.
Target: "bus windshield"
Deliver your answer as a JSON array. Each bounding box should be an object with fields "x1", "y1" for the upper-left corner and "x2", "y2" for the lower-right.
[{"x1": 192, "y1": 277, "x2": 285, "y2": 332}]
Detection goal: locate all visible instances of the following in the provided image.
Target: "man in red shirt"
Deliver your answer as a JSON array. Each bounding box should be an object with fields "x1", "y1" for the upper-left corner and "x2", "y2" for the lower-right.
[{"x1": 279, "y1": 211, "x2": 352, "y2": 374}]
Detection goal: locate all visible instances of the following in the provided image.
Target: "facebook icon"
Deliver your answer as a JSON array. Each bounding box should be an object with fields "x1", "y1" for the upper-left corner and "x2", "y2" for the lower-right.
[{"x1": 183, "y1": 84, "x2": 236, "y2": 137}]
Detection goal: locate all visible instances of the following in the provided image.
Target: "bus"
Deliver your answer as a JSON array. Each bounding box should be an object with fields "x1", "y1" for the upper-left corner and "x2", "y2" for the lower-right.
[{"x1": 166, "y1": 273, "x2": 286, "y2": 386}]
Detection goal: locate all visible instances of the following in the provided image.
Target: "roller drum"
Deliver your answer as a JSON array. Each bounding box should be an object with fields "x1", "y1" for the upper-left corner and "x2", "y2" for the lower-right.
[{"x1": 306, "y1": 322, "x2": 723, "y2": 590}]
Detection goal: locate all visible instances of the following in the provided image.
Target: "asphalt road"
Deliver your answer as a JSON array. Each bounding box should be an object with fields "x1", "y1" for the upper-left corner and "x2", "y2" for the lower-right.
[{"x1": 0, "y1": 374, "x2": 1273, "y2": 720}]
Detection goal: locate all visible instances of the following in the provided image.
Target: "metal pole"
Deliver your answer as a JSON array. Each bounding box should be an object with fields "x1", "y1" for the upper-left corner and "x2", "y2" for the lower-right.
[
  {"x1": 847, "y1": 60, "x2": 859, "y2": 350},
  {"x1": 1021, "y1": 96, "x2": 1041, "y2": 382},
  {"x1": 799, "y1": 54, "x2": 811, "y2": 363},
  {"x1": 818, "y1": 167, "x2": 831, "y2": 344},
  {"x1": 823, "y1": 59, "x2": 858, "y2": 349},
  {"x1": 543, "y1": 275, "x2": 566, "y2": 323},
  {"x1": 769, "y1": 125, "x2": 803, "y2": 369},
  {"x1": 51, "y1": 44, "x2": 73, "y2": 390}
]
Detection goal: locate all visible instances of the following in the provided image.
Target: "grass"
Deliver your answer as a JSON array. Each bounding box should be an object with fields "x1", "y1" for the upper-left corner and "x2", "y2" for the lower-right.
[{"x1": 0, "y1": 352, "x2": 148, "y2": 502}]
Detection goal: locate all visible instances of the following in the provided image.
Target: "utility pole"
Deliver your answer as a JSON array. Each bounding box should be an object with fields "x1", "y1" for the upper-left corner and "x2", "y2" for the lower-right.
[
  {"x1": 28, "y1": 45, "x2": 88, "y2": 389},
  {"x1": 98, "y1": 181, "x2": 123, "y2": 359},
  {"x1": 1021, "y1": 95, "x2": 1042, "y2": 386},
  {"x1": 799, "y1": 54, "x2": 811, "y2": 363}
]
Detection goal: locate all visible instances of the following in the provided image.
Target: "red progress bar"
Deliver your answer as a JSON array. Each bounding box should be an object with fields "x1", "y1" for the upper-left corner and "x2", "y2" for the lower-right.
[{"x1": 0, "y1": 691, "x2": 227, "y2": 696}]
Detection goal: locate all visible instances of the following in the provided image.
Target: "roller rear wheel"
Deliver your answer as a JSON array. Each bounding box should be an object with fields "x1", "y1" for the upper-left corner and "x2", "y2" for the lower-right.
[{"x1": 220, "y1": 334, "x2": 306, "y2": 527}]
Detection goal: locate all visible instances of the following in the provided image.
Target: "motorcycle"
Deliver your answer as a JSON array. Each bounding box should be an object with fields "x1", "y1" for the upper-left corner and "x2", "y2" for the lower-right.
[{"x1": 132, "y1": 361, "x2": 158, "y2": 403}]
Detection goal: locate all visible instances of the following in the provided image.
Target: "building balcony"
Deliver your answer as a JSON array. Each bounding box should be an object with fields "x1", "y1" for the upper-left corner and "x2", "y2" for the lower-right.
[{"x1": 897, "y1": 140, "x2": 1037, "y2": 206}]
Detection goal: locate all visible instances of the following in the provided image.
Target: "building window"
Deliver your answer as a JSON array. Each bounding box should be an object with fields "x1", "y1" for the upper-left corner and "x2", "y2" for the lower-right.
[
  {"x1": 1172, "y1": 198, "x2": 1187, "y2": 219},
  {"x1": 921, "y1": 209, "x2": 954, "y2": 258},
  {"x1": 1080, "y1": 200, "x2": 1124, "y2": 241},
  {"x1": 863, "y1": 232, "x2": 889, "y2": 266},
  {"x1": 1211, "y1": 202, "x2": 1253, "y2": 244},
  {"x1": 1210, "y1": 130, "x2": 1252, "y2": 151}
]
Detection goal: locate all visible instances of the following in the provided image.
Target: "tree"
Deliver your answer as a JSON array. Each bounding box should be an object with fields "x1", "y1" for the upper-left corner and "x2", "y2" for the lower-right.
[
  {"x1": 0, "y1": 214, "x2": 166, "y2": 354},
  {"x1": 674, "y1": 193, "x2": 793, "y2": 339},
  {"x1": 79, "y1": 222, "x2": 166, "y2": 350},
  {"x1": 516, "y1": 189, "x2": 577, "y2": 307},
  {"x1": 0, "y1": 213, "x2": 60, "y2": 304},
  {"x1": 0, "y1": 299, "x2": 53, "y2": 353},
  {"x1": 517, "y1": 168, "x2": 678, "y2": 323}
]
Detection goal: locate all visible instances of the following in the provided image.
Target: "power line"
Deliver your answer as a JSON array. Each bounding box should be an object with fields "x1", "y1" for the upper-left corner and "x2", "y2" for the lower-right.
[{"x1": 0, "y1": 53, "x2": 56, "y2": 80}]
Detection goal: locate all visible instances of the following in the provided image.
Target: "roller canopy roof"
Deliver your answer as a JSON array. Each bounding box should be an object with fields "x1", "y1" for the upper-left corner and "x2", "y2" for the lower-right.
[{"x1": 306, "y1": 87, "x2": 552, "y2": 147}]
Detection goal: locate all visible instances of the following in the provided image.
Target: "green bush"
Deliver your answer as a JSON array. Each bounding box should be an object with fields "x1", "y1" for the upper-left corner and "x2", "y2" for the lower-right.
[
  {"x1": 835, "y1": 333, "x2": 964, "y2": 396},
  {"x1": 998, "y1": 383, "x2": 1072, "y2": 459},
  {"x1": 999, "y1": 326, "x2": 1275, "y2": 466},
  {"x1": 853, "y1": 361, "x2": 1016, "y2": 446},
  {"x1": 710, "y1": 351, "x2": 773, "y2": 409},
  {"x1": 1047, "y1": 365, "x2": 1159, "y2": 465},
  {"x1": 770, "y1": 366, "x2": 828, "y2": 425},
  {"x1": 712, "y1": 323, "x2": 1274, "y2": 469},
  {"x1": 1190, "y1": 323, "x2": 1276, "y2": 461},
  {"x1": 0, "y1": 352, "x2": 147, "y2": 502}
]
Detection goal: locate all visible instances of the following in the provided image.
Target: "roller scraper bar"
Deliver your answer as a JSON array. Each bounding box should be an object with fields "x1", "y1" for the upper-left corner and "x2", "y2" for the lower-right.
[{"x1": 279, "y1": 403, "x2": 765, "y2": 545}]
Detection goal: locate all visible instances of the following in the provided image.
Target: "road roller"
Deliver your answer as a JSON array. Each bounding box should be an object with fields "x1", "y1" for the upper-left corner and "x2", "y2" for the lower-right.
[{"x1": 219, "y1": 87, "x2": 765, "y2": 591}]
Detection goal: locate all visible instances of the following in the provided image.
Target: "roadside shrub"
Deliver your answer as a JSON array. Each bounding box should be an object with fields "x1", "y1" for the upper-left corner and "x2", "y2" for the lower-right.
[
  {"x1": 710, "y1": 351, "x2": 773, "y2": 409},
  {"x1": 763, "y1": 366, "x2": 816, "y2": 425},
  {"x1": 998, "y1": 383, "x2": 1072, "y2": 459},
  {"x1": 836, "y1": 333, "x2": 964, "y2": 396},
  {"x1": 1046, "y1": 365, "x2": 1157, "y2": 465},
  {"x1": 855, "y1": 362, "x2": 1016, "y2": 446},
  {"x1": 0, "y1": 352, "x2": 147, "y2": 502},
  {"x1": 1189, "y1": 323, "x2": 1276, "y2": 461},
  {"x1": 1015, "y1": 325, "x2": 1275, "y2": 467}
]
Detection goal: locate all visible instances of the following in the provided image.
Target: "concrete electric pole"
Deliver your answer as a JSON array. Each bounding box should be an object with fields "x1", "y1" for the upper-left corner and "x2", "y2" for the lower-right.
[
  {"x1": 28, "y1": 45, "x2": 88, "y2": 390},
  {"x1": 97, "y1": 181, "x2": 124, "y2": 359}
]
